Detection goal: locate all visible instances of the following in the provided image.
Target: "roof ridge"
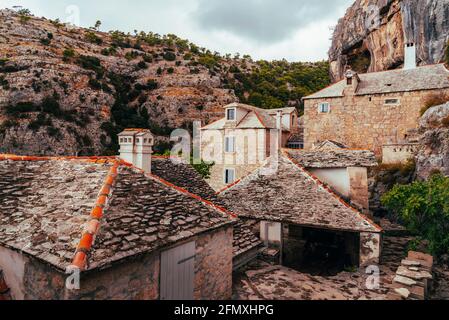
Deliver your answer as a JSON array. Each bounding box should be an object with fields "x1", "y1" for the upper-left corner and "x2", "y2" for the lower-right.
[
  {"x1": 120, "y1": 160, "x2": 238, "y2": 219},
  {"x1": 0, "y1": 154, "x2": 117, "y2": 163},
  {"x1": 282, "y1": 151, "x2": 382, "y2": 233},
  {"x1": 68, "y1": 160, "x2": 121, "y2": 271}
]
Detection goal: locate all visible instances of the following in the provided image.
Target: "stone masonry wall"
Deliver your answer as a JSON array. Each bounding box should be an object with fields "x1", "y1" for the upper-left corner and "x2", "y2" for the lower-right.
[
  {"x1": 194, "y1": 226, "x2": 234, "y2": 300},
  {"x1": 359, "y1": 232, "x2": 382, "y2": 266},
  {"x1": 304, "y1": 88, "x2": 449, "y2": 156},
  {"x1": 348, "y1": 167, "x2": 369, "y2": 213},
  {"x1": 8, "y1": 226, "x2": 233, "y2": 300}
]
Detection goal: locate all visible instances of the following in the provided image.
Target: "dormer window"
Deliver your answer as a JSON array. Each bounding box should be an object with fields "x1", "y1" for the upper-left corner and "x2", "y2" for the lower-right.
[
  {"x1": 226, "y1": 108, "x2": 236, "y2": 121},
  {"x1": 318, "y1": 102, "x2": 330, "y2": 113}
]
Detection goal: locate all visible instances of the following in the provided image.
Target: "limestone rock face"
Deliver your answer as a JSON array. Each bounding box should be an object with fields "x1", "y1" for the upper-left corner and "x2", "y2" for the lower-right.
[
  {"x1": 416, "y1": 103, "x2": 449, "y2": 179},
  {"x1": 329, "y1": 0, "x2": 449, "y2": 82},
  {"x1": 0, "y1": 9, "x2": 238, "y2": 156}
]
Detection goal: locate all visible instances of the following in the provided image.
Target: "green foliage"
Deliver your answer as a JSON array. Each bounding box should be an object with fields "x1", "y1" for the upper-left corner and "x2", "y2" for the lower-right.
[
  {"x1": 227, "y1": 60, "x2": 330, "y2": 111},
  {"x1": 198, "y1": 55, "x2": 220, "y2": 69},
  {"x1": 109, "y1": 30, "x2": 131, "y2": 48},
  {"x1": 0, "y1": 75, "x2": 9, "y2": 90},
  {"x1": 18, "y1": 8, "x2": 31, "y2": 24},
  {"x1": 137, "y1": 60, "x2": 147, "y2": 70},
  {"x1": 163, "y1": 51, "x2": 176, "y2": 61},
  {"x1": 192, "y1": 159, "x2": 214, "y2": 180},
  {"x1": 382, "y1": 174, "x2": 449, "y2": 255},
  {"x1": 63, "y1": 48, "x2": 75, "y2": 61},
  {"x1": 85, "y1": 31, "x2": 103, "y2": 45},
  {"x1": 76, "y1": 55, "x2": 104, "y2": 77}
]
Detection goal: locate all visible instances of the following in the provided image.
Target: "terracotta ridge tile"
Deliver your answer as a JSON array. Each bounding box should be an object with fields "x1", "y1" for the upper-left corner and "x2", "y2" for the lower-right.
[
  {"x1": 0, "y1": 154, "x2": 117, "y2": 163},
  {"x1": 68, "y1": 160, "x2": 121, "y2": 271},
  {"x1": 282, "y1": 151, "x2": 383, "y2": 233}
]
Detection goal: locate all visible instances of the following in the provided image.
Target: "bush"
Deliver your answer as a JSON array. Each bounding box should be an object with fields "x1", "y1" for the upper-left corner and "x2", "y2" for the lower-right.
[
  {"x1": 167, "y1": 67, "x2": 174, "y2": 74},
  {"x1": 192, "y1": 159, "x2": 215, "y2": 179},
  {"x1": 163, "y1": 51, "x2": 176, "y2": 61},
  {"x1": 382, "y1": 174, "x2": 449, "y2": 255},
  {"x1": 63, "y1": 48, "x2": 76, "y2": 61},
  {"x1": 85, "y1": 31, "x2": 103, "y2": 45},
  {"x1": 146, "y1": 79, "x2": 158, "y2": 90},
  {"x1": 76, "y1": 55, "x2": 104, "y2": 77},
  {"x1": 88, "y1": 78, "x2": 102, "y2": 90},
  {"x1": 421, "y1": 93, "x2": 449, "y2": 116},
  {"x1": 137, "y1": 60, "x2": 147, "y2": 69}
]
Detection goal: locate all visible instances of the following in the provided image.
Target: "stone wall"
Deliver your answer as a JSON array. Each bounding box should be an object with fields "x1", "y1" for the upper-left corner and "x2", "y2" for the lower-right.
[
  {"x1": 382, "y1": 144, "x2": 419, "y2": 164},
  {"x1": 304, "y1": 88, "x2": 449, "y2": 156},
  {"x1": 194, "y1": 226, "x2": 234, "y2": 300},
  {"x1": 359, "y1": 232, "x2": 382, "y2": 266},
  {"x1": 388, "y1": 251, "x2": 434, "y2": 300},
  {"x1": 348, "y1": 167, "x2": 369, "y2": 213},
  {"x1": 1, "y1": 226, "x2": 234, "y2": 300}
]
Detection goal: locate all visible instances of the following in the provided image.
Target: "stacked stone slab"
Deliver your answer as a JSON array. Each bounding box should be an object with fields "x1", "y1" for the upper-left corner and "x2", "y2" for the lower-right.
[{"x1": 387, "y1": 251, "x2": 434, "y2": 300}]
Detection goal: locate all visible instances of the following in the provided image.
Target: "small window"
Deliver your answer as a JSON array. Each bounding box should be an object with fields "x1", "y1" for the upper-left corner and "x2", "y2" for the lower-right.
[
  {"x1": 385, "y1": 98, "x2": 400, "y2": 105},
  {"x1": 224, "y1": 168, "x2": 235, "y2": 185},
  {"x1": 144, "y1": 139, "x2": 147, "y2": 143},
  {"x1": 318, "y1": 102, "x2": 330, "y2": 113},
  {"x1": 347, "y1": 77, "x2": 353, "y2": 85},
  {"x1": 119, "y1": 138, "x2": 123, "y2": 143},
  {"x1": 226, "y1": 108, "x2": 236, "y2": 121},
  {"x1": 136, "y1": 138, "x2": 140, "y2": 143},
  {"x1": 225, "y1": 136, "x2": 236, "y2": 153}
]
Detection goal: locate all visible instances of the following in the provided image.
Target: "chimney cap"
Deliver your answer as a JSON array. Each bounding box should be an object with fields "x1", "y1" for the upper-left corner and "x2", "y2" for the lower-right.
[{"x1": 118, "y1": 128, "x2": 154, "y2": 136}]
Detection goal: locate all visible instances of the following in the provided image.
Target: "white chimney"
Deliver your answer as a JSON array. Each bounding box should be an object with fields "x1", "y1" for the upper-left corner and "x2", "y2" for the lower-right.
[
  {"x1": 276, "y1": 110, "x2": 283, "y2": 150},
  {"x1": 404, "y1": 43, "x2": 417, "y2": 70},
  {"x1": 118, "y1": 129, "x2": 154, "y2": 173}
]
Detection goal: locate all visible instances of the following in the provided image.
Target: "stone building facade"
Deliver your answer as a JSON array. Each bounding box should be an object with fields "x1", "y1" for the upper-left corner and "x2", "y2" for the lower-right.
[
  {"x1": 303, "y1": 64, "x2": 449, "y2": 157},
  {"x1": 201, "y1": 103, "x2": 299, "y2": 191}
]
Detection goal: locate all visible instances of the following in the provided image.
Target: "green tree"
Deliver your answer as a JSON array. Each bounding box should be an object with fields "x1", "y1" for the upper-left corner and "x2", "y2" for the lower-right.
[
  {"x1": 94, "y1": 20, "x2": 102, "y2": 31},
  {"x1": 382, "y1": 174, "x2": 449, "y2": 255}
]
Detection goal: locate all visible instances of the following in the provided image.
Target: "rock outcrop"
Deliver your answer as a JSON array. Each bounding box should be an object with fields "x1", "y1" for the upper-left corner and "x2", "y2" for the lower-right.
[
  {"x1": 329, "y1": 0, "x2": 449, "y2": 81},
  {"x1": 416, "y1": 103, "x2": 449, "y2": 179}
]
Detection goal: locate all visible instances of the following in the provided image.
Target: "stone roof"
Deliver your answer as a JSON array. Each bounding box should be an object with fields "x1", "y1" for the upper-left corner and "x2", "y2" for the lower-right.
[
  {"x1": 304, "y1": 64, "x2": 449, "y2": 100},
  {"x1": 219, "y1": 153, "x2": 381, "y2": 233},
  {"x1": 203, "y1": 103, "x2": 291, "y2": 130},
  {"x1": 285, "y1": 149, "x2": 378, "y2": 168},
  {"x1": 0, "y1": 155, "x2": 235, "y2": 272},
  {"x1": 151, "y1": 156, "x2": 262, "y2": 257}
]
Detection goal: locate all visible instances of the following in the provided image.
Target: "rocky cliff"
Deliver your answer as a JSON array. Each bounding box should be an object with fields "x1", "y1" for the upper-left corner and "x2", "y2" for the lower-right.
[
  {"x1": 416, "y1": 103, "x2": 449, "y2": 179},
  {"x1": 0, "y1": 9, "x2": 239, "y2": 155},
  {"x1": 329, "y1": 0, "x2": 449, "y2": 81}
]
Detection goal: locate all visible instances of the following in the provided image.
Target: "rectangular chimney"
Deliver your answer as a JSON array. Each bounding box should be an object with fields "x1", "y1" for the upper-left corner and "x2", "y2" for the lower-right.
[
  {"x1": 118, "y1": 129, "x2": 154, "y2": 173},
  {"x1": 276, "y1": 110, "x2": 283, "y2": 150},
  {"x1": 404, "y1": 43, "x2": 417, "y2": 70}
]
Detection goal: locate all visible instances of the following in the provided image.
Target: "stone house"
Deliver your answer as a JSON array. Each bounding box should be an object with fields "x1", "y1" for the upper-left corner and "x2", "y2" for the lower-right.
[
  {"x1": 285, "y1": 148, "x2": 378, "y2": 214},
  {"x1": 201, "y1": 102, "x2": 299, "y2": 191},
  {"x1": 303, "y1": 44, "x2": 449, "y2": 157},
  {"x1": 219, "y1": 151, "x2": 383, "y2": 270},
  {"x1": 0, "y1": 129, "x2": 240, "y2": 300}
]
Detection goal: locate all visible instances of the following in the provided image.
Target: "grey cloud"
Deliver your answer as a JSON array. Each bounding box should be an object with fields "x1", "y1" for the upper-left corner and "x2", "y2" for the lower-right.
[{"x1": 192, "y1": 0, "x2": 348, "y2": 43}]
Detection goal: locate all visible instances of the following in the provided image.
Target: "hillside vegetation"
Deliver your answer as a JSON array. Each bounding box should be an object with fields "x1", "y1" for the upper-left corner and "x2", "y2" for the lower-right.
[{"x1": 0, "y1": 8, "x2": 329, "y2": 155}]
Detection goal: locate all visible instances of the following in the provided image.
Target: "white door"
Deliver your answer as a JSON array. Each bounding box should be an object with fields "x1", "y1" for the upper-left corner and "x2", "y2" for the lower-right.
[{"x1": 160, "y1": 241, "x2": 195, "y2": 300}]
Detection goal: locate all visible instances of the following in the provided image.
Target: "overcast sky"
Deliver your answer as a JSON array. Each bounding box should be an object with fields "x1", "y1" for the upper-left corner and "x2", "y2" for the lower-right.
[{"x1": 0, "y1": 0, "x2": 354, "y2": 61}]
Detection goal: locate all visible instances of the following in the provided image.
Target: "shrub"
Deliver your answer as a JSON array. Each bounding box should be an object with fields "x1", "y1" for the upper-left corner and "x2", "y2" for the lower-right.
[
  {"x1": 137, "y1": 60, "x2": 147, "y2": 69},
  {"x1": 76, "y1": 55, "x2": 104, "y2": 77},
  {"x1": 420, "y1": 93, "x2": 449, "y2": 116},
  {"x1": 192, "y1": 159, "x2": 215, "y2": 179},
  {"x1": 167, "y1": 67, "x2": 174, "y2": 74},
  {"x1": 88, "y1": 78, "x2": 102, "y2": 90},
  {"x1": 146, "y1": 79, "x2": 158, "y2": 90},
  {"x1": 156, "y1": 67, "x2": 163, "y2": 75},
  {"x1": 85, "y1": 31, "x2": 103, "y2": 45},
  {"x1": 18, "y1": 8, "x2": 31, "y2": 24},
  {"x1": 382, "y1": 174, "x2": 449, "y2": 255},
  {"x1": 63, "y1": 48, "x2": 76, "y2": 61},
  {"x1": 163, "y1": 51, "x2": 176, "y2": 61},
  {"x1": 0, "y1": 75, "x2": 9, "y2": 90}
]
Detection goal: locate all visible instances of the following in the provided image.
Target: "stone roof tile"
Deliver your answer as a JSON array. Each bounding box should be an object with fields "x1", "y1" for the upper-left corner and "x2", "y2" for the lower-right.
[
  {"x1": 285, "y1": 149, "x2": 378, "y2": 168},
  {"x1": 304, "y1": 64, "x2": 449, "y2": 100},
  {"x1": 219, "y1": 152, "x2": 381, "y2": 233}
]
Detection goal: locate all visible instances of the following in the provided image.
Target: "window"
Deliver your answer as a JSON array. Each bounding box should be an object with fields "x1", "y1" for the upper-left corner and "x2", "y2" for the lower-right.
[
  {"x1": 224, "y1": 168, "x2": 235, "y2": 185},
  {"x1": 136, "y1": 138, "x2": 140, "y2": 143},
  {"x1": 225, "y1": 136, "x2": 236, "y2": 153},
  {"x1": 287, "y1": 142, "x2": 303, "y2": 149},
  {"x1": 226, "y1": 108, "x2": 236, "y2": 121},
  {"x1": 385, "y1": 98, "x2": 400, "y2": 105},
  {"x1": 318, "y1": 102, "x2": 330, "y2": 113}
]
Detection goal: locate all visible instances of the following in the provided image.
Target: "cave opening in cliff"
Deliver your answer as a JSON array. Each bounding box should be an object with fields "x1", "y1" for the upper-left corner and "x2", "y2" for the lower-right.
[
  {"x1": 348, "y1": 49, "x2": 372, "y2": 74},
  {"x1": 283, "y1": 225, "x2": 360, "y2": 276}
]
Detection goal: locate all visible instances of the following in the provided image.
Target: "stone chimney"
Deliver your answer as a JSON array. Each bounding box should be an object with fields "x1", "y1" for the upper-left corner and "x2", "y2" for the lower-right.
[
  {"x1": 118, "y1": 129, "x2": 154, "y2": 173},
  {"x1": 404, "y1": 43, "x2": 417, "y2": 70},
  {"x1": 276, "y1": 110, "x2": 283, "y2": 150}
]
